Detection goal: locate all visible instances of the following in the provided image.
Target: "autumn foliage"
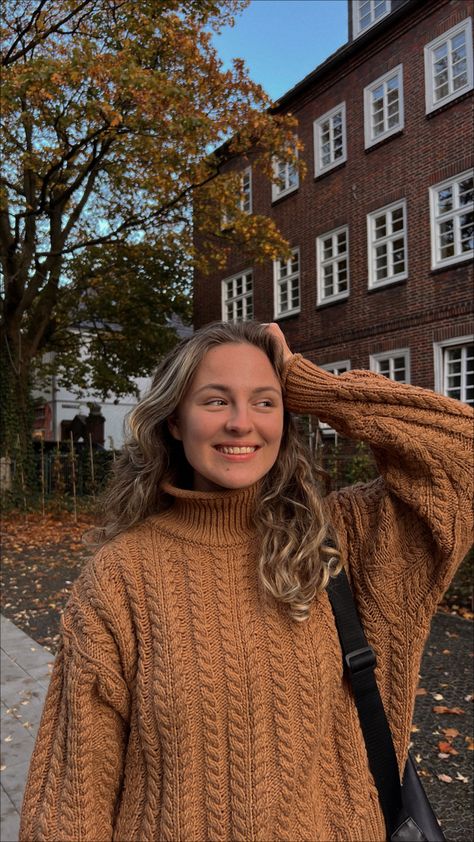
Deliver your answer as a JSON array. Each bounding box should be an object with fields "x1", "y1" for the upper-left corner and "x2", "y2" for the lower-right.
[{"x1": 0, "y1": 0, "x2": 300, "y2": 459}]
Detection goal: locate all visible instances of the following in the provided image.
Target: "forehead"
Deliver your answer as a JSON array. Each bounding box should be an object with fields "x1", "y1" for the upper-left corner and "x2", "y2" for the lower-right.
[{"x1": 190, "y1": 342, "x2": 281, "y2": 390}]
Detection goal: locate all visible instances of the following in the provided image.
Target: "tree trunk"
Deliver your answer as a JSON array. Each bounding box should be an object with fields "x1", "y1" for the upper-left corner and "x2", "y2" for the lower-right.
[{"x1": 0, "y1": 329, "x2": 35, "y2": 493}]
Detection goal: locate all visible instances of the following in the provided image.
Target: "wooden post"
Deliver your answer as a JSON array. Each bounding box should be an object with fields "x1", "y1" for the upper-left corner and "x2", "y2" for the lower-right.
[
  {"x1": 69, "y1": 432, "x2": 77, "y2": 523},
  {"x1": 88, "y1": 433, "x2": 96, "y2": 499},
  {"x1": 40, "y1": 438, "x2": 45, "y2": 518},
  {"x1": 16, "y1": 434, "x2": 28, "y2": 523}
]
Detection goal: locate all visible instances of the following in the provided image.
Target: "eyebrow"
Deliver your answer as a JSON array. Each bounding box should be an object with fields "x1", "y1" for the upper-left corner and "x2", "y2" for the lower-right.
[{"x1": 194, "y1": 383, "x2": 281, "y2": 396}]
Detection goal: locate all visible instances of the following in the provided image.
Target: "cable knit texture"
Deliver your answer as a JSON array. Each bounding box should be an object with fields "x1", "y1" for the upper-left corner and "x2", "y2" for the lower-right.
[{"x1": 20, "y1": 357, "x2": 474, "y2": 842}]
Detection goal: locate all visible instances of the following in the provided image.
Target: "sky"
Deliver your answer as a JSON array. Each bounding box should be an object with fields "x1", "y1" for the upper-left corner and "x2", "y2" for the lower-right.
[{"x1": 212, "y1": 0, "x2": 349, "y2": 102}]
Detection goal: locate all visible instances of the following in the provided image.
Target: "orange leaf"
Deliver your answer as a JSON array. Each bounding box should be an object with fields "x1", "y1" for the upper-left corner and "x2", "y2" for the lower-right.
[
  {"x1": 416, "y1": 687, "x2": 428, "y2": 696},
  {"x1": 432, "y1": 706, "x2": 465, "y2": 715},
  {"x1": 442, "y1": 728, "x2": 460, "y2": 739},
  {"x1": 438, "y1": 741, "x2": 458, "y2": 755}
]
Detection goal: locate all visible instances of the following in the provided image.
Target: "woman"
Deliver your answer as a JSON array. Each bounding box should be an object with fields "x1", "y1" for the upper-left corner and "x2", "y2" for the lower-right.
[{"x1": 20, "y1": 321, "x2": 473, "y2": 842}]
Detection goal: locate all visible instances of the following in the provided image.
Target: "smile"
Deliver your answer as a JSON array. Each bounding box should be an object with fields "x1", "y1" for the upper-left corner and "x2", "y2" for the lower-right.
[{"x1": 214, "y1": 446, "x2": 259, "y2": 454}]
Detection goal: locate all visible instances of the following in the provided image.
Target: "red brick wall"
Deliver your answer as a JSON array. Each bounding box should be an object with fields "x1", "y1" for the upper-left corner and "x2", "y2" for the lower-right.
[{"x1": 193, "y1": 0, "x2": 474, "y2": 391}]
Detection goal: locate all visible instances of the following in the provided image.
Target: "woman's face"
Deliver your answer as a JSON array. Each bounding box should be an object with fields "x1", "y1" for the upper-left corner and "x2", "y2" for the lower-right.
[{"x1": 168, "y1": 342, "x2": 284, "y2": 492}]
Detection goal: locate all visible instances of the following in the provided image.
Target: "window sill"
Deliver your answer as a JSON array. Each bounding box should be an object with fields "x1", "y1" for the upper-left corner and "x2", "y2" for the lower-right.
[
  {"x1": 426, "y1": 86, "x2": 473, "y2": 118},
  {"x1": 430, "y1": 255, "x2": 474, "y2": 275},
  {"x1": 271, "y1": 186, "x2": 299, "y2": 206},
  {"x1": 314, "y1": 160, "x2": 347, "y2": 181},
  {"x1": 274, "y1": 309, "x2": 301, "y2": 321},
  {"x1": 367, "y1": 276, "x2": 408, "y2": 293},
  {"x1": 364, "y1": 128, "x2": 403, "y2": 152},
  {"x1": 316, "y1": 294, "x2": 349, "y2": 308}
]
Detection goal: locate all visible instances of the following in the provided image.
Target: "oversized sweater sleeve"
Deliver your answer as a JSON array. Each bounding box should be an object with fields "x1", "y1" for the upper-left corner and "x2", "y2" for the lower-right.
[
  {"x1": 283, "y1": 354, "x2": 474, "y2": 615},
  {"x1": 19, "y1": 549, "x2": 131, "y2": 842}
]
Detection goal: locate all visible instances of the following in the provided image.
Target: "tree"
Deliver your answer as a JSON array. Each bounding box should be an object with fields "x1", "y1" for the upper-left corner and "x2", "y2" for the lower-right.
[{"x1": 0, "y1": 0, "x2": 300, "y2": 465}]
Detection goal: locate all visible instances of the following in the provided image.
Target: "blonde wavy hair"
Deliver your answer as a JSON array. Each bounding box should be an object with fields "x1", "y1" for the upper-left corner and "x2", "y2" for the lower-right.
[{"x1": 90, "y1": 321, "x2": 340, "y2": 621}]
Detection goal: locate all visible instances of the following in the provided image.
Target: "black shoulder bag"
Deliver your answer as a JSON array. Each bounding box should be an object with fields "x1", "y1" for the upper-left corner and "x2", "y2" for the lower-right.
[{"x1": 326, "y1": 569, "x2": 446, "y2": 842}]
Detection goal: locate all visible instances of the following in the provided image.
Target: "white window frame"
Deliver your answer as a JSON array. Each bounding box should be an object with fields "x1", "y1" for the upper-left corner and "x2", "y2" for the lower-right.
[
  {"x1": 316, "y1": 226, "x2": 350, "y2": 305},
  {"x1": 424, "y1": 18, "x2": 473, "y2": 114},
  {"x1": 222, "y1": 167, "x2": 252, "y2": 228},
  {"x1": 429, "y1": 169, "x2": 474, "y2": 269},
  {"x1": 370, "y1": 349, "x2": 411, "y2": 383},
  {"x1": 353, "y1": 0, "x2": 391, "y2": 38},
  {"x1": 367, "y1": 199, "x2": 408, "y2": 289},
  {"x1": 364, "y1": 64, "x2": 404, "y2": 148},
  {"x1": 221, "y1": 270, "x2": 253, "y2": 322},
  {"x1": 433, "y1": 335, "x2": 474, "y2": 405},
  {"x1": 273, "y1": 248, "x2": 301, "y2": 318},
  {"x1": 271, "y1": 152, "x2": 299, "y2": 202},
  {"x1": 314, "y1": 102, "x2": 347, "y2": 176},
  {"x1": 318, "y1": 361, "x2": 351, "y2": 435},
  {"x1": 240, "y1": 167, "x2": 252, "y2": 214}
]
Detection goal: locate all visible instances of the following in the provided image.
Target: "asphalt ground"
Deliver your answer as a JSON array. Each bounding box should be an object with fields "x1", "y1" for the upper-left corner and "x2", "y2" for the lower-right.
[{"x1": 1, "y1": 513, "x2": 473, "y2": 841}]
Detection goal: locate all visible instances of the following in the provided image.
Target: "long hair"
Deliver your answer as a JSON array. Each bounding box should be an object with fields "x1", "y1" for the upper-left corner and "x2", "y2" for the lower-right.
[{"x1": 90, "y1": 321, "x2": 340, "y2": 621}]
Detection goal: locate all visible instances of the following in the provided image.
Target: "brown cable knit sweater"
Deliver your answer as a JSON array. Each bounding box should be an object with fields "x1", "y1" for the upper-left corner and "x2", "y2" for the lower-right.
[{"x1": 20, "y1": 355, "x2": 474, "y2": 842}]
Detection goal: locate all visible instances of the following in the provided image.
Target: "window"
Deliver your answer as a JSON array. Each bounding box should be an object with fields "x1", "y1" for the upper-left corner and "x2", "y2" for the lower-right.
[
  {"x1": 271, "y1": 155, "x2": 299, "y2": 201},
  {"x1": 240, "y1": 167, "x2": 252, "y2": 213},
  {"x1": 429, "y1": 170, "x2": 474, "y2": 269},
  {"x1": 314, "y1": 103, "x2": 347, "y2": 176},
  {"x1": 364, "y1": 65, "x2": 403, "y2": 147},
  {"x1": 222, "y1": 168, "x2": 252, "y2": 227},
  {"x1": 367, "y1": 200, "x2": 407, "y2": 288},
  {"x1": 370, "y1": 350, "x2": 410, "y2": 383},
  {"x1": 274, "y1": 249, "x2": 300, "y2": 317},
  {"x1": 424, "y1": 18, "x2": 473, "y2": 113},
  {"x1": 316, "y1": 227, "x2": 349, "y2": 304},
  {"x1": 222, "y1": 271, "x2": 253, "y2": 322},
  {"x1": 353, "y1": 0, "x2": 391, "y2": 37},
  {"x1": 434, "y1": 337, "x2": 474, "y2": 405}
]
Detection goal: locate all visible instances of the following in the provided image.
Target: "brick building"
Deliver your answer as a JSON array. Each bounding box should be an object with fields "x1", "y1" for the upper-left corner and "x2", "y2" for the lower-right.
[{"x1": 193, "y1": 0, "x2": 473, "y2": 409}]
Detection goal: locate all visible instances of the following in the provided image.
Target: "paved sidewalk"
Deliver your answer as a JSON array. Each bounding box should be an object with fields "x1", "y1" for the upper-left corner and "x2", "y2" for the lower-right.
[
  {"x1": 0, "y1": 615, "x2": 54, "y2": 842},
  {"x1": 1, "y1": 611, "x2": 472, "y2": 842}
]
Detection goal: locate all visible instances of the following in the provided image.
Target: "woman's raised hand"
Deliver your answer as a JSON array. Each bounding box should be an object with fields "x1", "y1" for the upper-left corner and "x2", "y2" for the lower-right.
[{"x1": 263, "y1": 322, "x2": 293, "y2": 365}]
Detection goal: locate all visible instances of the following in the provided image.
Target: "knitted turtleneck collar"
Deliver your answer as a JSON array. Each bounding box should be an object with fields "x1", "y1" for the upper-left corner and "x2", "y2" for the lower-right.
[{"x1": 153, "y1": 480, "x2": 260, "y2": 547}]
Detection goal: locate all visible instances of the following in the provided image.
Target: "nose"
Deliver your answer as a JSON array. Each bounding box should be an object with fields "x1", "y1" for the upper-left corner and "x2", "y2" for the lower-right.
[{"x1": 224, "y1": 403, "x2": 253, "y2": 434}]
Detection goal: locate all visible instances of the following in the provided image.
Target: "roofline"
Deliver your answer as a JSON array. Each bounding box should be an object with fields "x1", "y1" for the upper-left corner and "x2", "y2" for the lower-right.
[{"x1": 271, "y1": 0, "x2": 426, "y2": 112}]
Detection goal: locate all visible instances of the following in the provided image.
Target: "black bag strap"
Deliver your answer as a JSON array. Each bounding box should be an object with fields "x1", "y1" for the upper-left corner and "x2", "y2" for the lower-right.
[{"x1": 326, "y1": 569, "x2": 406, "y2": 837}]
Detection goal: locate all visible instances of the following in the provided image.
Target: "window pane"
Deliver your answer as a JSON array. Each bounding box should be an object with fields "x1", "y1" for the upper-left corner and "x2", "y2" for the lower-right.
[
  {"x1": 437, "y1": 187, "x2": 453, "y2": 214},
  {"x1": 378, "y1": 360, "x2": 390, "y2": 377},
  {"x1": 459, "y1": 178, "x2": 474, "y2": 205},
  {"x1": 374, "y1": 214, "x2": 387, "y2": 238},
  {"x1": 323, "y1": 238, "x2": 333, "y2": 259},
  {"x1": 439, "y1": 219, "x2": 455, "y2": 258},
  {"x1": 337, "y1": 231, "x2": 347, "y2": 252},
  {"x1": 460, "y1": 214, "x2": 474, "y2": 251}
]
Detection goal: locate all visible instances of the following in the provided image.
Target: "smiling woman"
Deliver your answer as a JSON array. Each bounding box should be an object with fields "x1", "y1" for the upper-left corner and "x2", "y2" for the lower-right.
[
  {"x1": 19, "y1": 320, "x2": 473, "y2": 842},
  {"x1": 167, "y1": 342, "x2": 285, "y2": 491}
]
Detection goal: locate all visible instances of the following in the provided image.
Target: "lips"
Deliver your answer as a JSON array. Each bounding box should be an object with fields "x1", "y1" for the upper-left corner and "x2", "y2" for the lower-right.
[{"x1": 214, "y1": 445, "x2": 259, "y2": 455}]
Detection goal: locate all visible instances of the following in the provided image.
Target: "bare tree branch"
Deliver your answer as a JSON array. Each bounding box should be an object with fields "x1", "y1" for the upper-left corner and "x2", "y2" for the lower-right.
[{"x1": 2, "y1": 1, "x2": 95, "y2": 67}]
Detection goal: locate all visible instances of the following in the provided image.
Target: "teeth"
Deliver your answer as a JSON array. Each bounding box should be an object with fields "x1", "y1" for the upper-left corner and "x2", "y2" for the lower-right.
[{"x1": 216, "y1": 446, "x2": 257, "y2": 454}]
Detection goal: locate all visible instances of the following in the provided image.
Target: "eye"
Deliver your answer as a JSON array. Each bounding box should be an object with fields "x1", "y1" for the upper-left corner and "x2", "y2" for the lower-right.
[
  {"x1": 204, "y1": 398, "x2": 227, "y2": 406},
  {"x1": 255, "y1": 399, "x2": 274, "y2": 408}
]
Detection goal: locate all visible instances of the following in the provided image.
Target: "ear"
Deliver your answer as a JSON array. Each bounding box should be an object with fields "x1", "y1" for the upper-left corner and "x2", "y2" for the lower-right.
[{"x1": 167, "y1": 414, "x2": 182, "y2": 441}]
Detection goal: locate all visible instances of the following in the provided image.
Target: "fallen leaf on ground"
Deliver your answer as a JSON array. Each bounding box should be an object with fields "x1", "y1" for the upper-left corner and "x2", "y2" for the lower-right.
[
  {"x1": 438, "y1": 741, "x2": 458, "y2": 755},
  {"x1": 442, "y1": 728, "x2": 460, "y2": 738},
  {"x1": 455, "y1": 772, "x2": 469, "y2": 783},
  {"x1": 432, "y1": 706, "x2": 465, "y2": 715},
  {"x1": 432, "y1": 693, "x2": 444, "y2": 701},
  {"x1": 437, "y1": 773, "x2": 453, "y2": 783},
  {"x1": 416, "y1": 687, "x2": 428, "y2": 696},
  {"x1": 465, "y1": 737, "x2": 474, "y2": 750}
]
